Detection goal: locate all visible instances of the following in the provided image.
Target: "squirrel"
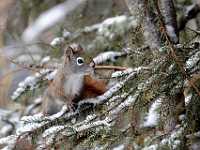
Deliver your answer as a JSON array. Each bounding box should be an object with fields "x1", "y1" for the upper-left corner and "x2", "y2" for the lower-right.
[{"x1": 42, "y1": 44, "x2": 107, "y2": 115}]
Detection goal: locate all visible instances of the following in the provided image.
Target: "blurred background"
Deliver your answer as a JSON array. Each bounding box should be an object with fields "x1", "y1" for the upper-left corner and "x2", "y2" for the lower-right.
[{"x1": 0, "y1": 0, "x2": 200, "y2": 149}]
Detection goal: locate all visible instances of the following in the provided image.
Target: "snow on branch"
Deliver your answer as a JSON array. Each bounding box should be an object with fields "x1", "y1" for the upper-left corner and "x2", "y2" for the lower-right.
[
  {"x1": 20, "y1": 105, "x2": 68, "y2": 125},
  {"x1": 20, "y1": 113, "x2": 44, "y2": 124},
  {"x1": 50, "y1": 37, "x2": 65, "y2": 47},
  {"x1": 0, "y1": 106, "x2": 72, "y2": 149},
  {"x1": 75, "y1": 15, "x2": 137, "y2": 41},
  {"x1": 185, "y1": 51, "x2": 200, "y2": 70},
  {"x1": 142, "y1": 96, "x2": 162, "y2": 127},
  {"x1": 111, "y1": 66, "x2": 150, "y2": 79},
  {"x1": 42, "y1": 125, "x2": 66, "y2": 138},
  {"x1": 11, "y1": 68, "x2": 56, "y2": 101},
  {"x1": 92, "y1": 46, "x2": 149, "y2": 65},
  {"x1": 93, "y1": 51, "x2": 126, "y2": 64},
  {"x1": 38, "y1": 118, "x2": 110, "y2": 148},
  {"x1": 50, "y1": 29, "x2": 71, "y2": 46},
  {"x1": 11, "y1": 54, "x2": 59, "y2": 101},
  {"x1": 106, "y1": 92, "x2": 139, "y2": 122},
  {"x1": 0, "y1": 135, "x2": 18, "y2": 145},
  {"x1": 147, "y1": 126, "x2": 184, "y2": 149},
  {"x1": 50, "y1": 15, "x2": 138, "y2": 49},
  {"x1": 76, "y1": 120, "x2": 111, "y2": 132}
]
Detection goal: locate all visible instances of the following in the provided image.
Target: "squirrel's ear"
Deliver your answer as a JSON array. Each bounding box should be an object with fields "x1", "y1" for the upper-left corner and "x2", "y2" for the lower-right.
[
  {"x1": 64, "y1": 46, "x2": 74, "y2": 59},
  {"x1": 70, "y1": 43, "x2": 83, "y2": 54}
]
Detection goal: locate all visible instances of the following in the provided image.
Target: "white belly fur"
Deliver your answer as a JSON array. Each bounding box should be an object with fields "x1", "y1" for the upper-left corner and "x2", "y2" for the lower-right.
[{"x1": 63, "y1": 74, "x2": 84, "y2": 97}]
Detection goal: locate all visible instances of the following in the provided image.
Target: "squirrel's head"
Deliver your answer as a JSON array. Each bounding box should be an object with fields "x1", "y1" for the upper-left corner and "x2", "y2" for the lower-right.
[{"x1": 63, "y1": 43, "x2": 94, "y2": 75}]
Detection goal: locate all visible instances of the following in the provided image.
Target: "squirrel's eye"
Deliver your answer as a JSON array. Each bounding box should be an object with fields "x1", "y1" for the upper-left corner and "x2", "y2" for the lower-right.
[{"x1": 76, "y1": 57, "x2": 84, "y2": 66}]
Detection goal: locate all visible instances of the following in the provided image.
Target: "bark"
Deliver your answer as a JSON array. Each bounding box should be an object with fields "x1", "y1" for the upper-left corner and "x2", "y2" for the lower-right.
[
  {"x1": 159, "y1": 0, "x2": 179, "y2": 43},
  {"x1": 179, "y1": 3, "x2": 200, "y2": 31},
  {"x1": 125, "y1": 0, "x2": 161, "y2": 50}
]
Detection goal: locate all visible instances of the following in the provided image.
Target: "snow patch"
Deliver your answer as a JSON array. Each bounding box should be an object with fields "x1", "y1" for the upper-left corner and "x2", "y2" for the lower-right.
[
  {"x1": 113, "y1": 144, "x2": 125, "y2": 150},
  {"x1": 166, "y1": 25, "x2": 178, "y2": 43},
  {"x1": 50, "y1": 37, "x2": 65, "y2": 46},
  {"x1": 184, "y1": 93, "x2": 192, "y2": 106},
  {"x1": 142, "y1": 98, "x2": 161, "y2": 127}
]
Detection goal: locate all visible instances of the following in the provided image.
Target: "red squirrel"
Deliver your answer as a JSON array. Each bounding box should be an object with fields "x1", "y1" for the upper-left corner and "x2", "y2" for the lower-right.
[{"x1": 42, "y1": 44, "x2": 107, "y2": 115}]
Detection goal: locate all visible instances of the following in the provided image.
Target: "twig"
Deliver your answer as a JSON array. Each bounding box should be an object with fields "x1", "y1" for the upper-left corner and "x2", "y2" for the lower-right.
[{"x1": 94, "y1": 65, "x2": 128, "y2": 71}]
